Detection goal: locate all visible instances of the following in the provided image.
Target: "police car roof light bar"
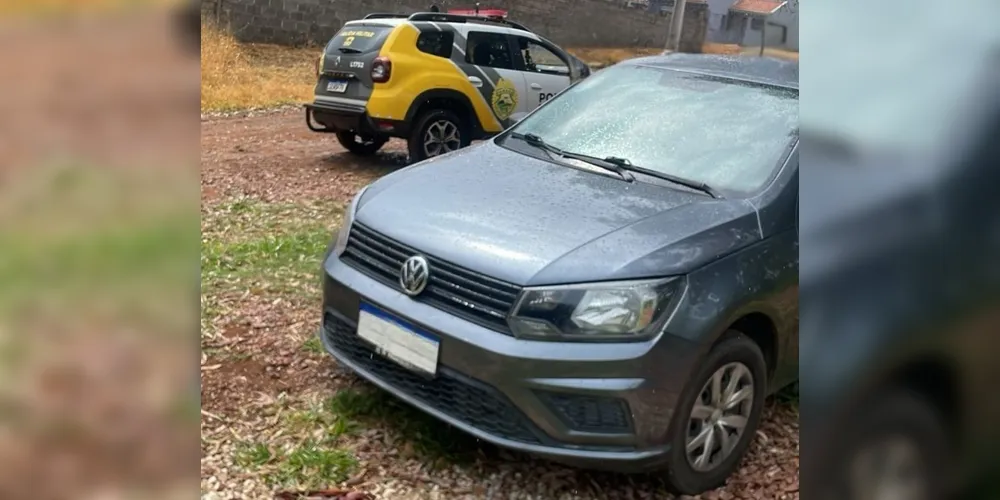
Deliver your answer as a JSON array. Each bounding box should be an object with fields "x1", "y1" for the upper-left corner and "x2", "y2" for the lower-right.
[
  {"x1": 447, "y1": 8, "x2": 508, "y2": 18},
  {"x1": 410, "y1": 7, "x2": 530, "y2": 32}
]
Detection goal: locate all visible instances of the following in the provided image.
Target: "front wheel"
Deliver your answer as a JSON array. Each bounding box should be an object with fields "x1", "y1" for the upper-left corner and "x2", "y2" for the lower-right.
[
  {"x1": 336, "y1": 132, "x2": 387, "y2": 156},
  {"x1": 408, "y1": 109, "x2": 469, "y2": 163},
  {"x1": 662, "y1": 332, "x2": 768, "y2": 495}
]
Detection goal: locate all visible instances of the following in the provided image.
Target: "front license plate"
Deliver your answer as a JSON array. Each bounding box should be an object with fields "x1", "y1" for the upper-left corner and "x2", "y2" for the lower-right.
[
  {"x1": 326, "y1": 80, "x2": 349, "y2": 93},
  {"x1": 357, "y1": 303, "x2": 440, "y2": 376}
]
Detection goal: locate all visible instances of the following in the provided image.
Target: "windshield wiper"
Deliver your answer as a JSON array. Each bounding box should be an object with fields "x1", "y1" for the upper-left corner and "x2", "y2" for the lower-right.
[
  {"x1": 603, "y1": 156, "x2": 723, "y2": 199},
  {"x1": 511, "y1": 133, "x2": 635, "y2": 183}
]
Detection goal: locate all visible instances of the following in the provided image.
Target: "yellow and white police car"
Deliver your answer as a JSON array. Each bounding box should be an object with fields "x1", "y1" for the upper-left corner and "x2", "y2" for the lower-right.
[{"x1": 304, "y1": 7, "x2": 592, "y2": 162}]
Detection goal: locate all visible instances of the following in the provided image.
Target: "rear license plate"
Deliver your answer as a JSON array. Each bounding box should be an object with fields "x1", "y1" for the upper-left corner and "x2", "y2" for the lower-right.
[
  {"x1": 326, "y1": 80, "x2": 349, "y2": 93},
  {"x1": 357, "y1": 303, "x2": 440, "y2": 376}
]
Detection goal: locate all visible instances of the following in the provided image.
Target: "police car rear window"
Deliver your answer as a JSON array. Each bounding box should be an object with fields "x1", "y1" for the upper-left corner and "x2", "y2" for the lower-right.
[
  {"x1": 327, "y1": 25, "x2": 392, "y2": 53},
  {"x1": 416, "y1": 31, "x2": 454, "y2": 59}
]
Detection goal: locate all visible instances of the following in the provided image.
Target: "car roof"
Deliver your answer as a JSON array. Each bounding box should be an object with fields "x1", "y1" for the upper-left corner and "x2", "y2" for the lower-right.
[{"x1": 622, "y1": 53, "x2": 799, "y2": 90}]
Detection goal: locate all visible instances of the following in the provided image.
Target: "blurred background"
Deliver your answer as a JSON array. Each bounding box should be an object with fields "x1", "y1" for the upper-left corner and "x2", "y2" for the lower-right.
[
  {"x1": 800, "y1": 0, "x2": 1000, "y2": 499},
  {"x1": 0, "y1": 0, "x2": 200, "y2": 498}
]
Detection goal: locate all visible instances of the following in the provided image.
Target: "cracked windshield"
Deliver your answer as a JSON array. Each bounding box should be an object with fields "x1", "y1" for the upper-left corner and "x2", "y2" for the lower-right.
[{"x1": 508, "y1": 64, "x2": 798, "y2": 192}]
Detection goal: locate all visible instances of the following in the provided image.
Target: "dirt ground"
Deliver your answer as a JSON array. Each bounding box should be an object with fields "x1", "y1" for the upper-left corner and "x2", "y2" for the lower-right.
[{"x1": 200, "y1": 108, "x2": 800, "y2": 499}]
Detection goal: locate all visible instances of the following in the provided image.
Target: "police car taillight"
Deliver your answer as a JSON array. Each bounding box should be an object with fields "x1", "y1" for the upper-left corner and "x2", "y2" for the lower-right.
[{"x1": 371, "y1": 56, "x2": 391, "y2": 83}]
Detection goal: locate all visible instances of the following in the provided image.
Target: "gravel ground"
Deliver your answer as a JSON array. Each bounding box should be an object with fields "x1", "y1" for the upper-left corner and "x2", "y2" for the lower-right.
[{"x1": 200, "y1": 109, "x2": 800, "y2": 500}]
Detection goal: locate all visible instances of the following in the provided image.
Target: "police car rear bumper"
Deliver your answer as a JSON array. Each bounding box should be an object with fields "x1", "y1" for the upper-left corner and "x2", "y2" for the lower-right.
[
  {"x1": 305, "y1": 99, "x2": 369, "y2": 133},
  {"x1": 305, "y1": 99, "x2": 409, "y2": 138}
]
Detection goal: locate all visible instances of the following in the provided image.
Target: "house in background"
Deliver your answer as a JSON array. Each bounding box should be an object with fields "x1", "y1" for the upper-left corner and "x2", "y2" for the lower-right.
[{"x1": 706, "y1": 0, "x2": 798, "y2": 51}]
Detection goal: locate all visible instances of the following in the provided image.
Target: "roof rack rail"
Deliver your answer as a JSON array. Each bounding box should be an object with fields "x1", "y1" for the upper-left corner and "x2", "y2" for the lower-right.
[
  {"x1": 493, "y1": 18, "x2": 531, "y2": 32},
  {"x1": 408, "y1": 12, "x2": 467, "y2": 23},
  {"x1": 407, "y1": 12, "x2": 531, "y2": 32},
  {"x1": 364, "y1": 13, "x2": 408, "y2": 20}
]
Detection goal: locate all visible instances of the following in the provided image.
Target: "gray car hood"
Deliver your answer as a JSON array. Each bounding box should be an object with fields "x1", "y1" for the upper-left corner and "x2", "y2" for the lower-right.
[{"x1": 355, "y1": 142, "x2": 761, "y2": 286}]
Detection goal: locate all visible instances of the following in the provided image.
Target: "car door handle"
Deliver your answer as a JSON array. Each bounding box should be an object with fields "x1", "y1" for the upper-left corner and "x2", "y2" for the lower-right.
[
  {"x1": 530, "y1": 83, "x2": 542, "y2": 90},
  {"x1": 468, "y1": 76, "x2": 483, "y2": 88}
]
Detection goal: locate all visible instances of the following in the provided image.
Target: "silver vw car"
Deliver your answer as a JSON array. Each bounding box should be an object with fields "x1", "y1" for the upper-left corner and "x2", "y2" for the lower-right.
[{"x1": 318, "y1": 54, "x2": 799, "y2": 495}]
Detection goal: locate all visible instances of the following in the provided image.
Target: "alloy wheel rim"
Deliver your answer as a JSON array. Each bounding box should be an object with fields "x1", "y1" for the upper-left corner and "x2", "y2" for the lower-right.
[
  {"x1": 423, "y1": 119, "x2": 460, "y2": 157},
  {"x1": 685, "y1": 362, "x2": 755, "y2": 472}
]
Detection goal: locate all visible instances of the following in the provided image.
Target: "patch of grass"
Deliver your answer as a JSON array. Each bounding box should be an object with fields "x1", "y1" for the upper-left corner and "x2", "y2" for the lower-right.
[
  {"x1": 272, "y1": 440, "x2": 357, "y2": 489},
  {"x1": 235, "y1": 441, "x2": 274, "y2": 468},
  {"x1": 200, "y1": 198, "x2": 343, "y2": 297},
  {"x1": 284, "y1": 403, "x2": 357, "y2": 440},
  {"x1": 235, "y1": 438, "x2": 357, "y2": 489},
  {"x1": 327, "y1": 387, "x2": 482, "y2": 466},
  {"x1": 301, "y1": 336, "x2": 324, "y2": 355},
  {"x1": 202, "y1": 197, "x2": 343, "y2": 243},
  {"x1": 203, "y1": 230, "x2": 330, "y2": 276},
  {"x1": 201, "y1": 23, "x2": 318, "y2": 112}
]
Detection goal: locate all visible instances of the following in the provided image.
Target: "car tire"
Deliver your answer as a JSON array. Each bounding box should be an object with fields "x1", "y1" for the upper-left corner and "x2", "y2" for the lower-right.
[
  {"x1": 814, "y1": 388, "x2": 953, "y2": 500},
  {"x1": 408, "y1": 108, "x2": 469, "y2": 163},
  {"x1": 662, "y1": 331, "x2": 768, "y2": 496},
  {"x1": 336, "y1": 132, "x2": 388, "y2": 156}
]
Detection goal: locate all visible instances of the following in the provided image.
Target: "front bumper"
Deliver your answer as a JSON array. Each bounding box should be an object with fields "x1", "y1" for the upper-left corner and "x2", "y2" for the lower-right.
[{"x1": 320, "y1": 256, "x2": 704, "y2": 471}]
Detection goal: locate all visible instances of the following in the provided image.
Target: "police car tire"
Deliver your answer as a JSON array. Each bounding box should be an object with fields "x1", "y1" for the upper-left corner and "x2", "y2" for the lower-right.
[
  {"x1": 408, "y1": 108, "x2": 470, "y2": 163},
  {"x1": 336, "y1": 132, "x2": 387, "y2": 156}
]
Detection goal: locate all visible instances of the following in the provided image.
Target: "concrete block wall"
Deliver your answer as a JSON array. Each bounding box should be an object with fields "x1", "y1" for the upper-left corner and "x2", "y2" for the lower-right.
[{"x1": 203, "y1": 0, "x2": 708, "y2": 50}]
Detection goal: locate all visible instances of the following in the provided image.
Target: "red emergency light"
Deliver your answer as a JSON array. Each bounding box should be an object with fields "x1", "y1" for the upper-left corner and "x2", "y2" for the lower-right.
[{"x1": 447, "y1": 7, "x2": 509, "y2": 18}]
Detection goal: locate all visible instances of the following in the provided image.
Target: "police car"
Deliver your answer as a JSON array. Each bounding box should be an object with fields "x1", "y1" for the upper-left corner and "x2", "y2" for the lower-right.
[{"x1": 304, "y1": 6, "x2": 592, "y2": 162}]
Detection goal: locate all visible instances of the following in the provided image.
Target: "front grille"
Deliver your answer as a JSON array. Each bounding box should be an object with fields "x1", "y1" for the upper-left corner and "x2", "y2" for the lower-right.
[
  {"x1": 340, "y1": 223, "x2": 522, "y2": 334},
  {"x1": 537, "y1": 391, "x2": 634, "y2": 434},
  {"x1": 323, "y1": 313, "x2": 545, "y2": 445}
]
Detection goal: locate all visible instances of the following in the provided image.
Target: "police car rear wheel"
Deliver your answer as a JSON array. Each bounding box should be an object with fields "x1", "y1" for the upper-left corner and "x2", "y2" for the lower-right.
[
  {"x1": 335, "y1": 132, "x2": 387, "y2": 156},
  {"x1": 409, "y1": 109, "x2": 469, "y2": 162}
]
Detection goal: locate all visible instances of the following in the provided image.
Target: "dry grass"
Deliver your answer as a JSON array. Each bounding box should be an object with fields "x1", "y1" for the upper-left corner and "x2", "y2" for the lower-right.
[
  {"x1": 201, "y1": 23, "x2": 319, "y2": 112},
  {"x1": 746, "y1": 46, "x2": 799, "y2": 61},
  {"x1": 702, "y1": 42, "x2": 745, "y2": 55},
  {"x1": 703, "y1": 42, "x2": 799, "y2": 61},
  {"x1": 566, "y1": 47, "x2": 664, "y2": 65}
]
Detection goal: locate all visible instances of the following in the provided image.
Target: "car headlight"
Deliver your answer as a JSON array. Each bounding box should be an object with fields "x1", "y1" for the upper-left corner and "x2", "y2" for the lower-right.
[
  {"x1": 507, "y1": 278, "x2": 684, "y2": 341},
  {"x1": 329, "y1": 185, "x2": 369, "y2": 259}
]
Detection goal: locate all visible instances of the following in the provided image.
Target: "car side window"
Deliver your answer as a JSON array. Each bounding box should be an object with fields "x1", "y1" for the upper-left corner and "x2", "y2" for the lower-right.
[
  {"x1": 515, "y1": 37, "x2": 568, "y2": 75},
  {"x1": 465, "y1": 31, "x2": 514, "y2": 70},
  {"x1": 416, "y1": 31, "x2": 454, "y2": 59}
]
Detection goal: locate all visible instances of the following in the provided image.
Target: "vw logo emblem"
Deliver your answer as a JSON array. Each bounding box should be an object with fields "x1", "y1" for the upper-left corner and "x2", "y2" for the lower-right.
[{"x1": 399, "y1": 255, "x2": 430, "y2": 296}]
